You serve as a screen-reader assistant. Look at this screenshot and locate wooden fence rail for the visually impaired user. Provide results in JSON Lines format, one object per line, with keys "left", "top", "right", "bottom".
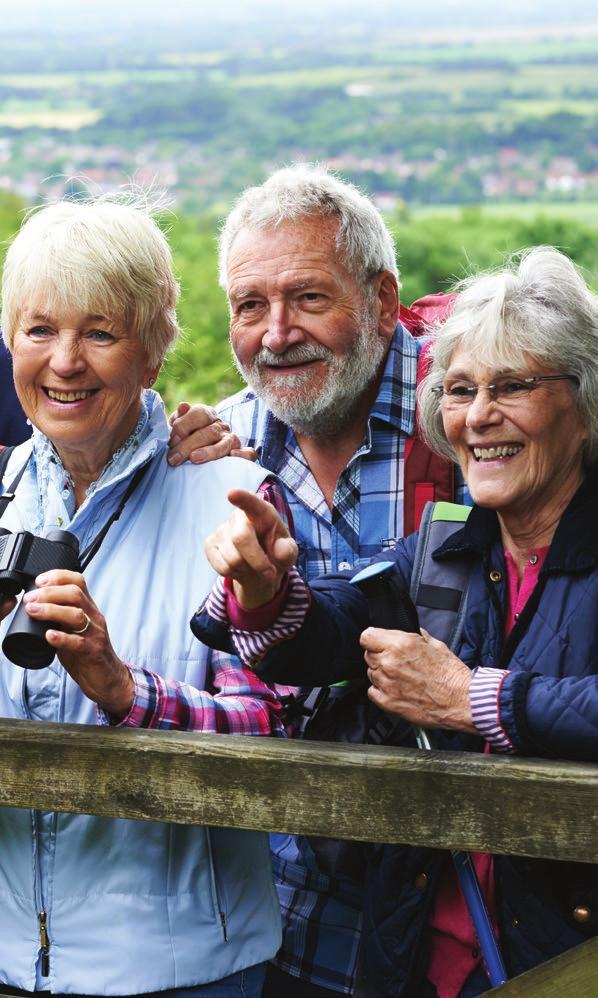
{"left": 0, "top": 717, "right": 596, "bottom": 862}
{"left": 0, "top": 717, "right": 596, "bottom": 995}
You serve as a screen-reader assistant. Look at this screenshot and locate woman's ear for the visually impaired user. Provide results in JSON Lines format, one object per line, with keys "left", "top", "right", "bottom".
{"left": 146, "top": 362, "right": 162, "bottom": 388}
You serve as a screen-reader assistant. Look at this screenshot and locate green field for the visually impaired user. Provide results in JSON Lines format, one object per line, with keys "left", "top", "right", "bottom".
{"left": 410, "top": 202, "right": 598, "bottom": 223}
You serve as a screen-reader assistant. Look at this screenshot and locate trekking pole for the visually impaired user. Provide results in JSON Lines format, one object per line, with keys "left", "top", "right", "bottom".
{"left": 351, "top": 561, "right": 508, "bottom": 988}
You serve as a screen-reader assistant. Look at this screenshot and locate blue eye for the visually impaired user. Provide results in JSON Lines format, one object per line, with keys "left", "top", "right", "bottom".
{"left": 87, "top": 329, "right": 115, "bottom": 343}
{"left": 28, "top": 326, "right": 52, "bottom": 338}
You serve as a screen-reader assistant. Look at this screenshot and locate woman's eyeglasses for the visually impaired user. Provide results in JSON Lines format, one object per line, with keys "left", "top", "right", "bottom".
{"left": 431, "top": 374, "right": 579, "bottom": 409}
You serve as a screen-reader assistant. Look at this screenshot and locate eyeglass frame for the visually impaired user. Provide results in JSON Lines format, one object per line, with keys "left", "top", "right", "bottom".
{"left": 431, "top": 373, "right": 580, "bottom": 407}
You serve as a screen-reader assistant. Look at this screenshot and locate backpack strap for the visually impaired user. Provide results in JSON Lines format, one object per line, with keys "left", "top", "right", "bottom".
{"left": 410, "top": 500, "right": 473, "bottom": 650}
{"left": 400, "top": 293, "right": 458, "bottom": 535}
{"left": 403, "top": 342, "right": 454, "bottom": 535}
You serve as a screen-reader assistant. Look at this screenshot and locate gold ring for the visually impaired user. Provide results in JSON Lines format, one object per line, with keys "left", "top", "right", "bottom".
{"left": 72, "top": 612, "right": 91, "bottom": 635}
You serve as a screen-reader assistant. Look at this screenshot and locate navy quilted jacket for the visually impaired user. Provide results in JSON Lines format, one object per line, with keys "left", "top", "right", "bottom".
{"left": 247, "top": 470, "right": 598, "bottom": 995}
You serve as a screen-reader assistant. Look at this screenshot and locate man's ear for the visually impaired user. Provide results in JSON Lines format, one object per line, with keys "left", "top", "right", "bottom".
{"left": 374, "top": 271, "right": 400, "bottom": 341}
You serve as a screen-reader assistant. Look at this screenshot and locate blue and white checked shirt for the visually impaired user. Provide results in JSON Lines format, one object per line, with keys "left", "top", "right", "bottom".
{"left": 218, "top": 324, "right": 465, "bottom": 993}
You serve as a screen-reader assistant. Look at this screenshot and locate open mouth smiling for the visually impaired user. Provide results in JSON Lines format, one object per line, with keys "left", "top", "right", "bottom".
{"left": 43, "top": 388, "right": 98, "bottom": 403}
{"left": 472, "top": 444, "right": 524, "bottom": 462}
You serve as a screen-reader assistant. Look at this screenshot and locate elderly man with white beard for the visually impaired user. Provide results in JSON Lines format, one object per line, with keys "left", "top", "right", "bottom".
{"left": 170, "top": 164, "right": 460, "bottom": 998}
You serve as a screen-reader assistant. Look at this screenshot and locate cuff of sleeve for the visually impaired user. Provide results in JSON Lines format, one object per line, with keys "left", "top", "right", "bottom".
{"left": 469, "top": 666, "right": 515, "bottom": 753}
{"left": 227, "top": 566, "right": 311, "bottom": 667}
{"left": 97, "top": 664, "right": 161, "bottom": 729}
{"left": 223, "top": 573, "right": 290, "bottom": 629}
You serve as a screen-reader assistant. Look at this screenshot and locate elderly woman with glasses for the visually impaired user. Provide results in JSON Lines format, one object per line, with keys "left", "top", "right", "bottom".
{"left": 194, "top": 245, "right": 598, "bottom": 998}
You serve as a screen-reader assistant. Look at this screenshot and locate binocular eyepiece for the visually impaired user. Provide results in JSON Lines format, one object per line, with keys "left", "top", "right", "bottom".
{"left": 0, "top": 527, "right": 81, "bottom": 669}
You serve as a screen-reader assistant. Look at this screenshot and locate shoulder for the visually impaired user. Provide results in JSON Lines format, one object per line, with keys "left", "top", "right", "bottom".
{"left": 160, "top": 453, "right": 268, "bottom": 495}
{"left": 216, "top": 389, "right": 271, "bottom": 442}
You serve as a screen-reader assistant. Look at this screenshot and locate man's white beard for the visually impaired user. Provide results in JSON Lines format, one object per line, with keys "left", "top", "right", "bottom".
{"left": 234, "top": 314, "right": 388, "bottom": 439}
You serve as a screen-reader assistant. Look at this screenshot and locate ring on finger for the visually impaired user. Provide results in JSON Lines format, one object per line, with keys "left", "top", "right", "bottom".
{"left": 71, "top": 612, "right": 91, "bottom": 635}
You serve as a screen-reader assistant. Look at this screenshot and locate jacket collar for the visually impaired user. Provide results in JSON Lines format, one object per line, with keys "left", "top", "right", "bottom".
{"left": 435, "top": 465, "right": 598, "bottom": 573}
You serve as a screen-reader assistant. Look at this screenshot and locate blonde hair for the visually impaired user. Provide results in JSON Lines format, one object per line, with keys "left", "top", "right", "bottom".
{"left": 2, "top": 195, "right": 180, "bottom": 367}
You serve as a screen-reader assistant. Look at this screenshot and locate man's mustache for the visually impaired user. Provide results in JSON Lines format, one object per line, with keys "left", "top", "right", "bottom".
{"left": 254, "top": 344, "right": 332, "bottom": 367}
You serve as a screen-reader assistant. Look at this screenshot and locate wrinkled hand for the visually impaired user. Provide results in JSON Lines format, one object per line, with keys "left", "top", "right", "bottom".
{"left": 205, "top": 489, "right": 298, "bottom": 609}
{"left": 168, "top": 401, "right": 257, "bottom": 466}
{"left": 22, "top": 570, "right": 133, "bottom": 718}
{"left": 362, "top": 627, "right": 476, "bottom": 733}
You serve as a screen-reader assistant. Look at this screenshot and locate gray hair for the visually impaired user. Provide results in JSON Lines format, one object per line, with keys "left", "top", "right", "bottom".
{"left": 2, "top": 194, "right": 180, "bottom": 367}
{"left": 218, "top": 163, "right": 399, "bottom": 290}
{"left": 418, "top": 246, "right": 598, "bottom": 465}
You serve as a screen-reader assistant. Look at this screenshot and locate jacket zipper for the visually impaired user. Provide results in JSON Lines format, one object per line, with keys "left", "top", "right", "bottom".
{"left": 38, "top": 910, "right": 50, "bottom": 977}
{"left": 21, "top": 670, "right": 54, "bottom": 981}
{"left": 205, "top": 829, "right": 228, "bottom": 942}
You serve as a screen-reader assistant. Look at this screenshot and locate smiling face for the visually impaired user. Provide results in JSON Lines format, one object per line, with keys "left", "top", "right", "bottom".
{"left": 442, "top": 344, "right": 588, "bottom": 526}
{"left": 12, "top": 303, "right": 159, "bottom": 476}
{"left": 226, "top": 216, "right": 396, "bottom": 437}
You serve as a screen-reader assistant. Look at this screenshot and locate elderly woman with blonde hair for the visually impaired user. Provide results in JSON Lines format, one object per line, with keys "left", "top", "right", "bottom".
{"left": 0, "top": 197, "right": 282, "bottom": 998}
{"left": 195, "top": 245, "right": 598, "bottom": 998}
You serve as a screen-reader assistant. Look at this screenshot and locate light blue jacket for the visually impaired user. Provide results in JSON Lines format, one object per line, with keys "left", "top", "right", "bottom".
{"left": 0, "top": 392, "right": 281, "bottom": 995}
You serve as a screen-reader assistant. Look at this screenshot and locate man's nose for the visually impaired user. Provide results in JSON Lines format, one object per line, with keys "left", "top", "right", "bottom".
{"left": 261, "top": 303, "right": 304, "bottom": 354}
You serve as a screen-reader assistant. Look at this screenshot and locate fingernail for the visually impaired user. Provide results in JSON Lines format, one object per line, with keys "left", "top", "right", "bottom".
{"left": 168, "top": 452, "right": 183, "bottom": 466}
{"left": 190, "top": 451, "right": 206, "bottom": 464}
{"left": 26, "top": 602, "right": 40, "bottom": 613}
{"left": 36, "top": 574, "right": 48, "bottom": 585}
{"left": 170, "top": 434, "right": 181, "bottom": 447}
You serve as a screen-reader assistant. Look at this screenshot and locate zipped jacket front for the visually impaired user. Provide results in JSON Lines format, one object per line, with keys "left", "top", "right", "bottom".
{"left": 0, "top": 393, "right": 281, "bottom": 995}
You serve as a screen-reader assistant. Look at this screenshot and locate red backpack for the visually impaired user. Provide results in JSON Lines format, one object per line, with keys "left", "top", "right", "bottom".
{"left": 399, "top": 293, "right": 457, "bottom": 535}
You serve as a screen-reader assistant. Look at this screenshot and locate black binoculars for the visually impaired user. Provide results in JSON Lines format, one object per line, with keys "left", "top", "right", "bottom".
{"left": 0, "top": 528, "right": 80, "bottom": 669}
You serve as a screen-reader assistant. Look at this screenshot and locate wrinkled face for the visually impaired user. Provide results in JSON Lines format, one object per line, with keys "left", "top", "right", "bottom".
{"left": 12, "top": 302, "right": 158, "bottom": 470}
{"left": 227, "top": 216, "right": 390, "bottom": 436}
{"left": 442, "top": 344, "right": 587, "bottom": 520}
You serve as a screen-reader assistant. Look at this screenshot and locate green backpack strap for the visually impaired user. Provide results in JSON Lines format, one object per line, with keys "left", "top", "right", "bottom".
{"left": 410, "top": 500, "right": 473, "bottom": 650}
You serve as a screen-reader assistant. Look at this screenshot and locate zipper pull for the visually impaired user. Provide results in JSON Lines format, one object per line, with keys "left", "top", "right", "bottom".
{"left": 219, "top": 910, "right": 228, "bottom": 943}
{"left": 38, "top": 910, "right": 50, "bottom": 977}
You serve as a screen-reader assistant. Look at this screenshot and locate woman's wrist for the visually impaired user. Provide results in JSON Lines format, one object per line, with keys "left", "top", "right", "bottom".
{"left": 232, "top": 575, "right": 284, "bottom": 610}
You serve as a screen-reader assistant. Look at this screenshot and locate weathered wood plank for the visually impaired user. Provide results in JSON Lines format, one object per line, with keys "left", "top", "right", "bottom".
{"left": 481, "top": 937, "right": 598, "bottom": 996}
{"left": 0, "top": 718, "right": 595, "bottom": 861}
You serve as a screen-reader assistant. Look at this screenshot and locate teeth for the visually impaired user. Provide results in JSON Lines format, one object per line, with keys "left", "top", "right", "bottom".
{"left": 473, "top": 445, "right": 523, "bottom": 461}
{"left": 47, "top": 389, "right": 94, "bottom": 402}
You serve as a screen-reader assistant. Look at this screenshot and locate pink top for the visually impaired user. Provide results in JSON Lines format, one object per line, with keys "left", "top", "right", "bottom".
{"left": 426, "top": 546, "right": 548, "bottom": 998}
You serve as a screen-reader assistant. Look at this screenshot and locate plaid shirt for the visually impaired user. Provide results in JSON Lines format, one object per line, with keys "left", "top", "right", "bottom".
{"left": 218, "top": 323, "right": 468, "bottom": 993}
{"left": 99, "top": 481, "right": 285, "bottom": 737}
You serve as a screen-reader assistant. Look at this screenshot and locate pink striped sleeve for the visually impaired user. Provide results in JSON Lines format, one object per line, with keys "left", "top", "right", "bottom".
{"left": 469, "top": 666, "right": 515, "bottom": 752}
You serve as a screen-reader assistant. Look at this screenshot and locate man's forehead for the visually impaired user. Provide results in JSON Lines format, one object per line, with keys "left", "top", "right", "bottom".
{"left": 226, "top": 217, "right": 352, "bottom": 292}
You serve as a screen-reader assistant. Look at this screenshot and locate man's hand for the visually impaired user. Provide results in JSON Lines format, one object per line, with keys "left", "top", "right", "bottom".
{"left": 205, "top": 489, "right": 298, "bottom": 609}
{"left": 362, "top": 627, "right": 476, "bottom": 733}
{"left": 168, "top": 401, "right": 257, "bottom": 466}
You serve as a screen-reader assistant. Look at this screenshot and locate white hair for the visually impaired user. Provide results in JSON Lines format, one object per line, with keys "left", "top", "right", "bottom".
{"left": 218, "top": 163, "right": 399, "bottom": 290}
{"left": 418, "top": 246, "right": 598, "bottom": 464}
